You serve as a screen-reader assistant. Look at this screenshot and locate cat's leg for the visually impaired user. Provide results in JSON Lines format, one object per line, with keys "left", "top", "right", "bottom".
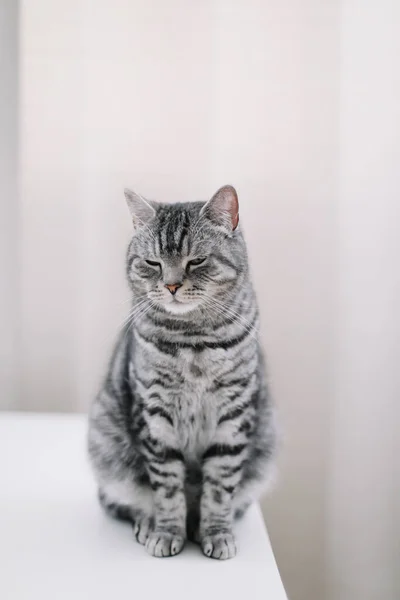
{"left": 200, "top": 443, "right": 277, "bottom": 559}
{"left": 199, "top": 442, "right": 247, "bottom": 560}
{"left": 89, "top": 391, "right": 156, "bottom": 546}
{"left": 99, "top": 478, "right": 155, "bottom": 545}
{"left": 143, "top": 438, "right": 187, "bottom": 557}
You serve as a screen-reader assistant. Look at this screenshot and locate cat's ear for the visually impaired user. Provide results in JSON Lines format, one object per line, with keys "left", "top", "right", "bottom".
{"left": 200, "top": 185, "right": 239, "bottom": 232}
{"left": 124, "top": 188, "right": 156, "bottom": 229}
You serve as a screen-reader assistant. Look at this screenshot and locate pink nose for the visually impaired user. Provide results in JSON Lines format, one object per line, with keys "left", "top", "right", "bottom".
{"left": 165, "top": 283, "right": 182, "bottom": 295}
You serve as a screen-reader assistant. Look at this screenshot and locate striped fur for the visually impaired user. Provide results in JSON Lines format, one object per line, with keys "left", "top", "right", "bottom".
{"left": 88, "top": 186, "right": 277, "bottom": 560}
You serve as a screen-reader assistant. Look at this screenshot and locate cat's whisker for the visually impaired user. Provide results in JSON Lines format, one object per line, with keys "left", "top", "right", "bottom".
{"left": 201, "top": 296, "right": 259, "bottom": 341}
{"left": 201, "top": 299, "right": 252, "bottom": 340}
{"left": 125, "top": 300, "right": 151, "bottom": 323}
{"left": 200, "top": 291, "right": 258, "bottom": 333}
{"left": 207, "top": 294, "right": 256, "bottom": 327}
{"left": 123, "top": 304, "right": 151, "bottom": 341}
{"left": 118, "top": 299, "right": 150, "bottom": 330}
{"left": 98, "top": 298, "right": 150, "bottom": 349}
{"left": 123, "top": 300, "right": 156, "bottom": 341}
{"left": 119, "top": 298, "right": 133, "bottom": 305}
{"left": 118, "top": 293, "right": 148, "bottom": 306}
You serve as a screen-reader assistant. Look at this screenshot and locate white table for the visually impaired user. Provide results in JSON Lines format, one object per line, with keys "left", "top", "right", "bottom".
{"left": 0, "top": 413, "right": 287, "bottom": 600}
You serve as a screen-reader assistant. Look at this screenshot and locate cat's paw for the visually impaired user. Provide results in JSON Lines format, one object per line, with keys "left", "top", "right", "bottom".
{"left": 201, "top": 532, "right": 237, "bottom": 560}
{"left": 145, "top": 531, "right": 185, "bottom": 558}
{"left": 133, "top": 516, "right": 153, "bottom": 545}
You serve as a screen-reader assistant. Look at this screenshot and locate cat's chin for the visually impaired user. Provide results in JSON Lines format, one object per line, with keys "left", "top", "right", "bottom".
{"left": 163, "top": 300, "right": 200, "bottom": 315}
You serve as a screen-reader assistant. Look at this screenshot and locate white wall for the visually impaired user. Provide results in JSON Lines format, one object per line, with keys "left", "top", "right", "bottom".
{"left": 328, "top": 2, "right": 400, "bottom": 599}
{"left": 0, "top": 0, "right": 19, "bottom": 409}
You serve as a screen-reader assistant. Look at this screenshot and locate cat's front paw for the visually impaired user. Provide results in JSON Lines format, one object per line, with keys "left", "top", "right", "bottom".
{"left": 133, "top": 516, "right": 153, "bottom": 545}
{"left": 201, "top": 532, "right": 237, "bottom": 560}
{"left": 145, "top": 531, "right": 185, "bottom": 558}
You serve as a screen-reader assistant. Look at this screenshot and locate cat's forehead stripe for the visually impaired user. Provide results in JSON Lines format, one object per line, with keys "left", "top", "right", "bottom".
{"left": 155, "top": 205, "right": 196, "bottom": 256}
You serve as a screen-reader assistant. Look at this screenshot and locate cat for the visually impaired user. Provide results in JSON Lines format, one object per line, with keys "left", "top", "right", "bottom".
{"left": 88, "top": 185, "right": 277, "bottom": 559}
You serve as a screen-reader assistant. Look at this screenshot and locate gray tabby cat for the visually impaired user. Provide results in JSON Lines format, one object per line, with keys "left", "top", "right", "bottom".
{"left": 88, "top": 185, "right": 276, "bottom": 560}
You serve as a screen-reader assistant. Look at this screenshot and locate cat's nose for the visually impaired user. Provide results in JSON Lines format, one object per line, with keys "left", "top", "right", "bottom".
{"left": 165, "top": 283, "right": 182, "bottom": 295}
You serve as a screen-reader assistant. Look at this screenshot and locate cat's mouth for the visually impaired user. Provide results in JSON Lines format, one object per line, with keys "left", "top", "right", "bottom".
{"left": 164, "top": 296, "right": 200, "bottom": 315}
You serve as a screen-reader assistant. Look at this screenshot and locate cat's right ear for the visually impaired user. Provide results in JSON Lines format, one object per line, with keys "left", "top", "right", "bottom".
{"left": 124, "top": 188, "right": 156, "bottom": 230}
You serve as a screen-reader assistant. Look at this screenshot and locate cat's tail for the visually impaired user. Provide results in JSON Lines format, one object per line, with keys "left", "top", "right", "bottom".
{"left": 98, "top": 489, "right": 135, "bottom": 523}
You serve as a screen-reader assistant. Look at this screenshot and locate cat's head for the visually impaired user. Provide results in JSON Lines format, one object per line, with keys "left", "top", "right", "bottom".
{"left": 125, "top": 185, "right": 247, "bottom": 315}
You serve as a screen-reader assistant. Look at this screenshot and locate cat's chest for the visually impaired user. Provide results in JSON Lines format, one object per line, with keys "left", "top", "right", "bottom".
{"left": 174, "top": 391, "right": 215, "bottom": 460}
{"left": 140, "top": 344, "right": 231, "bottom": 459}
{"left": 172, "top": 350, "right": 221, "bottom": 459}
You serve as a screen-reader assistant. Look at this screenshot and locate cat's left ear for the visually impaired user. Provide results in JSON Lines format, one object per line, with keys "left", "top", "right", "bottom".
{"left": 124, "top": 188, "right": 156, "bottom": 230}
{"left": 200, "top": 185, "right": 239, "bottom": 232}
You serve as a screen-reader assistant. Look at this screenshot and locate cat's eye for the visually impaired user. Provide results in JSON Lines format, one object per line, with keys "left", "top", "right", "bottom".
{"left": 187, "top": 257, "right": 207, "bottom": 268}
{"left": 145, "top": 259, "right": 161, "bottom": 268}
